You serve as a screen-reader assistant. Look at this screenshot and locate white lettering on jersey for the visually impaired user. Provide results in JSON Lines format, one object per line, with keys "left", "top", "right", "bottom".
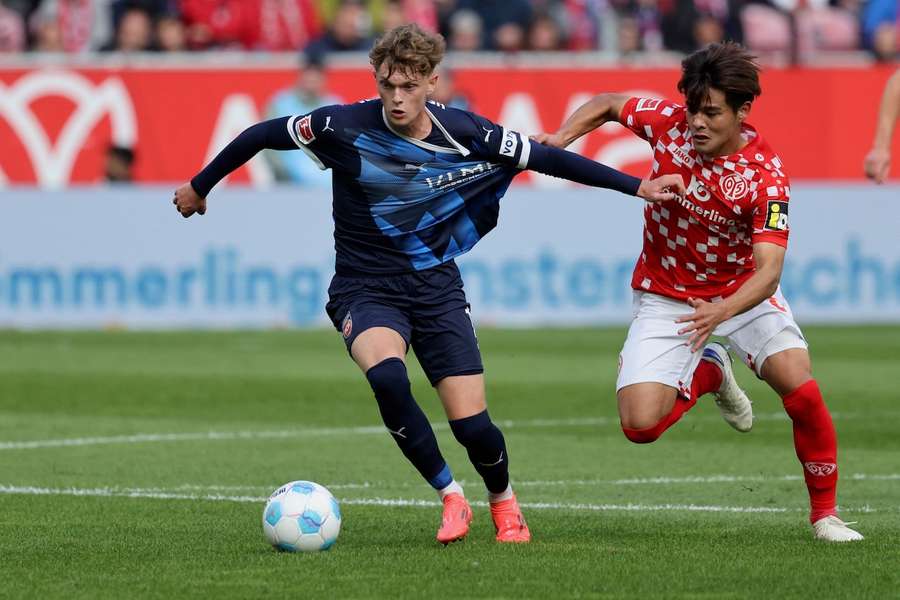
{"left": 499, "top": 128, "right": 519, "bottom": 159}
{"left": 686, "top": 173, "right": 711, "bottom": 202}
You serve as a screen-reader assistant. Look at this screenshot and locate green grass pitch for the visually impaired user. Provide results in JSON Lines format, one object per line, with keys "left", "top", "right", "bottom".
{"left": 0, "top": 327, "right": 897, "bottom": 598}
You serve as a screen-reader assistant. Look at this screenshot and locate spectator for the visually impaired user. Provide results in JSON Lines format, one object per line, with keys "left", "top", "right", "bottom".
{"left": 456, "top": 0, "right": 533, "bottom": 50}
{"left": 101, "top": 6, "right": 152, "bottom": 51}
{"left": 154, "top": 12, "right": 186, "bottom": 51}
{"left": 863, "top": 0, "right": 897, "bottom": 60}
{"left": 447, "top": 8, "right": 482, "bottom": 51}
{"left": 660, "top": 0, "right": 738, "bottom": 53}
{"left": 304, "top": 0, "right": 370, "bottom": 62}
{"left": 0, "top": 4, "right": 25, "bottom": 52}
{"left": 379, "top": 0, "right": 438, "bottom": 34}
{"left": 528, "top": 12, "right": 563, "bottom": 50}
{"left": 181, "top": 0, "right": 321, "bottom": 51}
{"left": 430, "top": 67, "right": 471, "bottom": 110}
{"left": 28, "top": 0, "right": 113, "bottom": 52}
{"left": 263, "top": 61, "right": 342, "bottom": 185}
{"left": 104, "top": 145, "right": 136, "bottom": 182}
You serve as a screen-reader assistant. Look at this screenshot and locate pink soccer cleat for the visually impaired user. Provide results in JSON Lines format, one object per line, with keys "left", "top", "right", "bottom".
{"left": 490, "top": 495, "right": 531, "bottom": 543}
{"left": 436, "top": 493, "right": 473, "bottom": 544}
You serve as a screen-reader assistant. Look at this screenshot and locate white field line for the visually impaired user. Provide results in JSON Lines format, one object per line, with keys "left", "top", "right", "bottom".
{"left": 0, "top": 412, "right": 859, "bottom": 452}
{"left": 0, "top": 484, "right": 824, "bottom": 514}
{"left": 160, "top": 473, "right": 900, "bottom": 493}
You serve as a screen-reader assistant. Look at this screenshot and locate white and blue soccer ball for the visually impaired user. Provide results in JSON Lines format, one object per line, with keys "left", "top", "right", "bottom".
{"left": 262, "top": 481, "right": 342, "bottom": 552}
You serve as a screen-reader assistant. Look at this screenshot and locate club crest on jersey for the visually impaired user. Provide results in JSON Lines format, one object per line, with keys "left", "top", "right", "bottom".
{"left": 341, "top": 312, "right": 353, "bottom": 339}
{"left": 295, "top": 115, "right": 315, "bottom": 145}
{"left": 765, "top": 200, "right": 789, "bottom": 231}
{"left": 804, "top": 462, "right": 836, "bottom": 477}
{"left": 720, "top": 173, "right": 749, "bottom": 202}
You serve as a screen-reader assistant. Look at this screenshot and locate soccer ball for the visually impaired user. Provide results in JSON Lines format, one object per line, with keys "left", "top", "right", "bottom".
{"left": 262, "top": 481, "right": 342, "bottom": 552}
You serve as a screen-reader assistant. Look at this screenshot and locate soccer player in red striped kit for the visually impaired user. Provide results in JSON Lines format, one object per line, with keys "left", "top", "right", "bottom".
{"left": 535, "top": 42, "right": 863, "bottom": 542}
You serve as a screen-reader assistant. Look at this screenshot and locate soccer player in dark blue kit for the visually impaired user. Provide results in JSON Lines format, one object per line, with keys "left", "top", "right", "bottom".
{"left": 173, "top": 24, "right": 683, "bottom": 544}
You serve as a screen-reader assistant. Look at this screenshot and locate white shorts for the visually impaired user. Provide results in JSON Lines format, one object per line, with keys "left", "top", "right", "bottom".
{"left": 616, "top": 287, "right": 807, "bottom": 399}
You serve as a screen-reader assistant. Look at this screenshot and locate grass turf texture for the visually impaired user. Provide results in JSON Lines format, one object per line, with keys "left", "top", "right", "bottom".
{"left": 0, "top": 327, "right": 897, "bottom": 599}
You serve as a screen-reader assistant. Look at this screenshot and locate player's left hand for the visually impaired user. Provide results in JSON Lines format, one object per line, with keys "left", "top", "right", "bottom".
{"left": 864, "top": 147, "right": 890, "bottom": 184}
{"left": 675, "top": 297, "right": 729, "bottom": 352}
{"left": 637, "top": 174, "right": 685, "bottom": 203}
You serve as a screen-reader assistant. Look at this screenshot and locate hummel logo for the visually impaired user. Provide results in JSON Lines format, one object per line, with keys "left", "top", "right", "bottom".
{"left": 478, "top": 451, "right": 504, "bottom": 467}
{"left": 322, "top": 116, "right": 334, "bottom": 132}
{"left": 403, "top": 163, "right": 427, "bottom": 172}
{"left": 387, "top": 427, "right": 407, "bottom": 439}
{"left": 483, "top": 126, "right": 493, "bottom": 143}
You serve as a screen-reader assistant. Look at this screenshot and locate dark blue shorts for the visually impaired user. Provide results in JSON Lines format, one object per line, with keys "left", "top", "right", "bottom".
{"left": 325, "top": 261, "right": 483, "bottom": 386}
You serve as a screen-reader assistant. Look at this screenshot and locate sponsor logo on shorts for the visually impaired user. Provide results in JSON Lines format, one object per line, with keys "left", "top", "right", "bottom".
{"left": 765, "top": 200, "right": 789, "bottom": 231}
{"left": 341, "top": 312, "right": 353, "bottom": 339}
{"left": 804, "top": 462, "right": 836, "bottom": 477}
{"left": 295, "top": 115, "right": 315, "bottom": 145}
{"left": 720, "top": 173, "right": 749, "bottom": 202}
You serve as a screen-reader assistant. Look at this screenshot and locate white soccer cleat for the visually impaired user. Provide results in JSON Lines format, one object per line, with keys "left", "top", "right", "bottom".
{"left": 812, "top": 516, "right": 864, "bottom": 542}
{"left": 701, "top": 342, "right": 753, "bottom": 432}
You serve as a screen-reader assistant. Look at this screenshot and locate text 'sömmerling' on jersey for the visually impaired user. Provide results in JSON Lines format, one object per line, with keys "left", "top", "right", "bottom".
{"left": 619, "top": 97, "right": 791, "bottom": 302}
{"left": 285, "top": 99, "right": 530, "bottom": 275}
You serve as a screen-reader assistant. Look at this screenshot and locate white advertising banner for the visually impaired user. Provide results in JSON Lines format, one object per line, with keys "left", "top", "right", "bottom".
{"left": 0, "top": 185, "right": 897, "bottom": 328}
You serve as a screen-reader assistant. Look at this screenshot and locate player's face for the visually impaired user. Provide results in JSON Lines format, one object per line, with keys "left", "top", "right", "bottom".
{"left": 686, "top": 88, "right": 750, "bottom": 158}
{"left": 375, "top": 62, "right": 438, "bottom": 132}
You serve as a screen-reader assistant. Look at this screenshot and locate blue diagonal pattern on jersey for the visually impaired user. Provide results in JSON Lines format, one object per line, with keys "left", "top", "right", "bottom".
{"left": 353, "top": 131, "right": 497, "bottom": 270}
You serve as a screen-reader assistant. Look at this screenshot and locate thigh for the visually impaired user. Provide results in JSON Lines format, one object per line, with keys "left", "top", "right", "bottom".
{"left": 436, "top": 374, "right": 487, "bottom": 420}
{"left": 350, "top": 326, "right": 408, "bottom": 372}
{"left": 725, "top": 287, "right": 807, "bottom": 376}
{"left": 617, "top": 382, "right": 679, "bottom": 430}
{"left": 617, "top": 293, "right": 700, "bottom": 400}
{"left": 760, "top": 347, "right": 812, "bottom": 397}
{"left": 411, "top": 303, "right": 484, "bottom": 386}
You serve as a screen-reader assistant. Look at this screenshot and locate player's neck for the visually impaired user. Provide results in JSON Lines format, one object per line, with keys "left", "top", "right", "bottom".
{"left": 394, "top": 110, "right": 433, "bottom": 140}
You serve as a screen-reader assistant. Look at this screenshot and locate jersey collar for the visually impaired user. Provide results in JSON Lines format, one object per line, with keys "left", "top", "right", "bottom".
{"left": 381, "top": 105, "right": 472, "bottom": 157}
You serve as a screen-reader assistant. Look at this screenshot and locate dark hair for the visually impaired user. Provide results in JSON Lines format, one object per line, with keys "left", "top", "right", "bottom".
{"left": 678, "top": 42, "right": 761, "bottom": 113}
{"left": 369, "top": 24, "right": 446, "bottom": 79}
{"left": 107, "top": 145, "right": 135, "bottom": 164}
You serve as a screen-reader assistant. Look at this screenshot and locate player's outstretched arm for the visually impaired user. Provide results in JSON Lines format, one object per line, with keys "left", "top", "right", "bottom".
{"left": 526, "top": 141, "right": 685, "bottom": 202}
{"left": 865, "top": 69, "right": 900, "bottom": 184}
{"left": 172, "top": 117, "right": 296, "bottom": 218}
{"left": 531, "top": 93, "right": 630, "bottom": 149}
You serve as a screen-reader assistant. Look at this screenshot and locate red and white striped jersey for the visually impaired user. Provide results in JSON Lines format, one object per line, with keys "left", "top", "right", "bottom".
{"left": 619, "top": 96, "right": 790, "bottom": 302}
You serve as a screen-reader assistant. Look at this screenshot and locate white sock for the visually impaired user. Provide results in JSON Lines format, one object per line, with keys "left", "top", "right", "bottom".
{"left": 488, "top": 484, "right": 514, "bottom": 504}
{"left": 438, "top": 480, "right": 464, "bottom": 499}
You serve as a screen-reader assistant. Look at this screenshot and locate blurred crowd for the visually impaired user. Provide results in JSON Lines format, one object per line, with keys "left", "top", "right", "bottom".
{"left": 0, "top": 0, "right": 896, "bottom": 62}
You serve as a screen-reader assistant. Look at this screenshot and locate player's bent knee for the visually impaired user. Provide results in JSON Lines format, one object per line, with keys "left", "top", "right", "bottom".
{"left": 621, "top": 422, "right": 664, "bottom": 444}
{"left": 365, "top": 357, "right": 410, "bottom": 400}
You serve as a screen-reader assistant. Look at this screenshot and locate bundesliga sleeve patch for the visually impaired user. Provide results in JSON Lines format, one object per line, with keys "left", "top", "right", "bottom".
{"left": 765, "top": 200, "right": 789, "bottom": 231}
{"left": 294, "top": 115, "right": 316, "bottom": 145}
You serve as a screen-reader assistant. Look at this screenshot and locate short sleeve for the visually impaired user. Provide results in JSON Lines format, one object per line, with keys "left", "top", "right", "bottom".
{"left": 618, "top": 97, "right": 682, "bottom": 147}
{"left": 286, "top": 104, "right": 348, "bottom": 171}
{"left": 751, "top": 180, "right": 790, "bottom": 247}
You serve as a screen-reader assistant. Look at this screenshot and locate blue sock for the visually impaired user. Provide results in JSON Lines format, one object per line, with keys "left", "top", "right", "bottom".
{"left": 449, "top": 410, "right": 509, "bottom": 494}
{"left": 366, "top": 358, "right": 452, "bottom": 490}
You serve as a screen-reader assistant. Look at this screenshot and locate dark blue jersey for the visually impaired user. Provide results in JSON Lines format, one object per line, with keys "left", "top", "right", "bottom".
{"left": 286, "top": 99, "right": 531, "bottom": 275}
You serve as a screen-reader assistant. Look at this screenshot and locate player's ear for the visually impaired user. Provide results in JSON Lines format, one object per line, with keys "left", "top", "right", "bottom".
{"left": 427, "top": 71, "right": 438, "bottom": 95}
{"left": 737, "top": 101, "right": 751, "bottom": 122}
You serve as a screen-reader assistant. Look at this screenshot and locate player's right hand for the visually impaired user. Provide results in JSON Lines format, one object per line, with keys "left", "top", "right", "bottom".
{"left": 173, "top": 182, "right": 206, "bottom": 218}
{"left": 530, "top": 132, "right": 568, "bottom": 149}
{"left": 864, "top": 147, "right": 890, "bottom": 184}
{"left": 637, "top": 174, "right": 685, "bottom": 203}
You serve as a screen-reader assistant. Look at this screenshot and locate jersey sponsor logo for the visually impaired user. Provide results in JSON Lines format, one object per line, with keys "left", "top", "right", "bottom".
{"left": 341, "top": 311, "right": 352, "bottom": 339}
{"left": 671, "top": 146, "right": 695, "bottom": 168}
{"left": 295, "top": 114, "right": 316, "bottom": 145}
{"left": 499, "top": 128, "right": 519, "bottom": 158}
{"left": 804, "top": 462, "right": 836, "bottom": 477}
{"left": 425, "top": 161, "right": 496, "bottom": 190}
{"left": 322, "top": 116, "right": 334, "bottom": 133}
{"left": 765, "top": 200, "right": 789, "bottom": 231}
{"left": 720, "top": 173, "right": 749, "bottom": 202}
{"left": 686, "top": 173, "right": 711, "bottom": 203}
{"left": 635, "top": 98, "right": 663, "bottom": 112}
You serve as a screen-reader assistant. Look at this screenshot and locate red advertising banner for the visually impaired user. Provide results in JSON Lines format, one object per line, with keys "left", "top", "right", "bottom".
{"left": 0, "top": 64, "right": 896, "bottom": 186}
